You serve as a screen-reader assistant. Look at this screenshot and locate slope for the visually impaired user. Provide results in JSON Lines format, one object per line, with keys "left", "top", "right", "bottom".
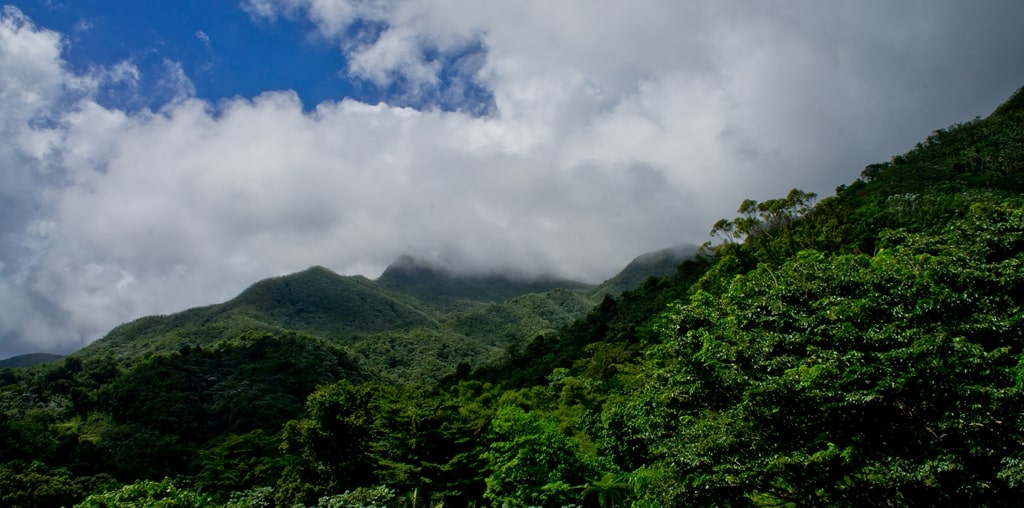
{"left": 352, "top": 287, "right": 597, "bottom": 385}
{"left": 77, "top": 265, "right": 437, "bottom": 361}
{"left": 593, "top": 244, "right": 698, "bottom": 296}
{"left": 224, "top": 265, "right": 436, "bottom": 339}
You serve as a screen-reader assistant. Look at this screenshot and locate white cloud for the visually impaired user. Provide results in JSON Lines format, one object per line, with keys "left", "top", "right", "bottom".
{"left": 195, "top": 29, "right": 210, "bottom": 46}
{"left": 1, "top": 2, "right": 1024, "bottom": 357}
{"left": 156, "top": 59, "right": 197, "bottom": 105}
{"left": 0, "top": 5, "right": 66, "bottom": 164}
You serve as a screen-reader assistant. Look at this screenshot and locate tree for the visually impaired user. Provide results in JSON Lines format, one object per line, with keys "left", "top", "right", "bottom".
{"left": 74, "top": 478, "right": 215, "bottom": 508}
{"left": 0, "top": 460, "right": 81, "bottom": 508}
{"left": 710, "top": 189, "right": 817, "bottom": 244}
{"left": 634, "top": 204, "right": 1024, "bottom": 506}
{"left": 483, "top": 405, "right": 602, "bottom": 507}
{"left": 279, "top": 380, "right": 380, "bottom": 504}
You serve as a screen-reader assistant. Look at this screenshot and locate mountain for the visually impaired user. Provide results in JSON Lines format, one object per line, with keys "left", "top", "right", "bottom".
{"left": 0, "top": 352, "right": 64, "bottom": 368}
{"left": 135, "top": 253, "right": 678, "bottom": 384}
{"left": 77, "top": 265, "right": 437, "bottom": 361}
{"left": 594, "top": 244, "right": 698, "bottom": 296}
{"left": 46, "top": 252, "right": 683, "bottom": 364}
{"left": 225, "top": 265, "right": 435, "bottom": 338}
{"left": 75, "top": 258, "right": 602, "bottom": 366}
{"left": 6, "top": 86, "right": 1022, "bottom": 507}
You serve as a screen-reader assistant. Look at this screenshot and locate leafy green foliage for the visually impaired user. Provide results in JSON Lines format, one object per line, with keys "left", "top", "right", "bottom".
{"left": 74, "top": 478, "right": 216, "bottom": 508}
{"left": 100, "top": 332, "right": 363, "bottom": 439}
{"left": 280, "top": 380, "right": 380, "bottom": 501}
{"left": 633, "top": 205, "right": 1024, "bottom": 505}
{"left": 475, "top": 256, "right": 713, "bottom": 389}
{"left": 0, "top": 460, "right": 81, "bottom": 508}
{"left": 353, "top": 287, "right": 596, "bottom": 386}
{"left": 0, "top": 330, "right": 370, "bottom": 506}
{"left": 314, "top": 485, "right": 399, "bottom": 508}
{"left": 483, "top": 405, "right": 602, "bottom": 507}
{"left": 277, "top": 379, "right": 494, "bottom": 506}
{"left": 193, "top": 430, "right": 286, "bottom": 497}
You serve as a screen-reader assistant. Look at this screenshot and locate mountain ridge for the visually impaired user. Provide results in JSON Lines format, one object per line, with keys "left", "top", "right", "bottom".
{"left": 70, "top": 248, "right": 681, "bottom": 363}
{"left": 0, "top": 352, "right": 64, "bottom": 368}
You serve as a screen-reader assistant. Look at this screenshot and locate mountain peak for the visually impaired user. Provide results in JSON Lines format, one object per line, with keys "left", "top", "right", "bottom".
{"left": 595, "top": 244, "right": 697, "bottom": 295}
{"left": 377, "top": 255, "right": 452, "bottom": 288}
{"left": 377, "top": 254, "right": 592, "bottom": 308}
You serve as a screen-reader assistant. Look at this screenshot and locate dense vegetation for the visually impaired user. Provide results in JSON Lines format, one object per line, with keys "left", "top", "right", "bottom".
{"left": 1, "top": 86, "right": 1022, "bottom": 507}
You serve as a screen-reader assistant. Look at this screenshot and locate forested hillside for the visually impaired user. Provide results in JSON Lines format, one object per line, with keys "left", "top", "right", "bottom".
{"left": 1, "top": 86, "right": 1023, "bottom": 507}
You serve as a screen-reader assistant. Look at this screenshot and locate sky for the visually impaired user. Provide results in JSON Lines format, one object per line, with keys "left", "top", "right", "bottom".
{"left": 1, "top": 1, "right": 1023, "bottom": 358}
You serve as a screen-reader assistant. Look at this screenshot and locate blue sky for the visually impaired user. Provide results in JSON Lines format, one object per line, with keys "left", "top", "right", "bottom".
{"left": 18, "top": 0, "right": 362, "bottom": 109}
{"left": 17, "top": 0, "right": 493, "bottom": 112}
{"left": 2, "top": 1, "right": 1023, "bottom": 358}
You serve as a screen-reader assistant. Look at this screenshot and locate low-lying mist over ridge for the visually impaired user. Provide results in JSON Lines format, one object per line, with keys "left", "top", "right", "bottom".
{"left": 2, "top": 2, "right": 1023, "bottom": 359}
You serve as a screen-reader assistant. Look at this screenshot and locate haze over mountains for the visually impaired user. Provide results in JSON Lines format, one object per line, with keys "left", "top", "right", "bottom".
{"left": 3, "top": 3, "right": 1022, "bottom": 363}
{"left": 1, "top": 84, "right": 1022, "bottom": 508}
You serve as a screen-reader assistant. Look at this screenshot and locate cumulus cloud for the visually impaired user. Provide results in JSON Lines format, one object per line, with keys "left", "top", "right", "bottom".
{"left": 1, "top": 2, "right": 1024, "bottom": 357}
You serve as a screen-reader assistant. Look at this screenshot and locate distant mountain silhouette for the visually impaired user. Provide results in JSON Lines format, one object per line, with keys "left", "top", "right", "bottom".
{"left": 0, "top": 352, "right": 64, "bottom": 368}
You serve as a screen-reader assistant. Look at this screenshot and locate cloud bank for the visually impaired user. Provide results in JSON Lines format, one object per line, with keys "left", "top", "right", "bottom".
{"left": 1, "top": 1, "right": 1023, "bottom": 357}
